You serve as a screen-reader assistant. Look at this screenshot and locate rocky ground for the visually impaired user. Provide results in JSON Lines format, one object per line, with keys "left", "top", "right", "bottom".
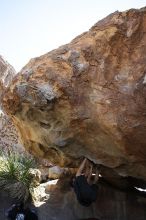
{"left": 1, "top": 176, "right": 146, "bottom": 220}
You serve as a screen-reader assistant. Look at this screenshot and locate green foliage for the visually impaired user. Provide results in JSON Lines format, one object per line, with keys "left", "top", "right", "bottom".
{"left": 0, "top": 150, "right": 37, "bottom": 202}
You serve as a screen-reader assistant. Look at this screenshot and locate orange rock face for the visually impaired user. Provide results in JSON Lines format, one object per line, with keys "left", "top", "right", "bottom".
{"left": 2, "top": 8, "right": 146, "bottom": 181}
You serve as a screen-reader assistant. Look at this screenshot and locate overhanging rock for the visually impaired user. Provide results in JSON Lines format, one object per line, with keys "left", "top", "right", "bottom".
{"left": 2, "top": 8, "right": 146, "bottom": 182}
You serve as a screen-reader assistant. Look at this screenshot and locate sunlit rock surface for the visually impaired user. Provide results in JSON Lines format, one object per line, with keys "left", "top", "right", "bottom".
{"left": 2, "top": 8, "right": 146, "bottom": 182}
{"left": 0, "top": 55, "right": 16, "bottom": 95}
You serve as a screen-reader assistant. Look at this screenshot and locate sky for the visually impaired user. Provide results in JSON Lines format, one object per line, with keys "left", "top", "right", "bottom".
{"left": 0, "top": 0, "right": 146, "bottom": 72}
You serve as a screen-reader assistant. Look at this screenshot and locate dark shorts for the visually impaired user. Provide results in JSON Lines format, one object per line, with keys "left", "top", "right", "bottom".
{"left": 73, "top": 175, "right": 98, "bottom": 206}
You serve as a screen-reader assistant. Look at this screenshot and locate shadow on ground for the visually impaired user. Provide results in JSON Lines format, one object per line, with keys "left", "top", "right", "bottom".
{"left": 35, "top": 178, "right": 146, "bottom": 220}
{"left": 1, "top": 178, "right": 146, "bottom": 220}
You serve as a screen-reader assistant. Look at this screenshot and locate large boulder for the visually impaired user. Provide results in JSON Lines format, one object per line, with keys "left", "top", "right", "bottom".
{"left": 2, "top": 8, "right": 146, "bottom": 181}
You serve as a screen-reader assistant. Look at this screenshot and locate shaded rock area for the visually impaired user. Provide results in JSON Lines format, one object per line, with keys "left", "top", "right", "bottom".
{"left": 0, "top": 191, "right": 14, "bottom": 220}
{"left": 0, "top": 56, "right": 24, "bottom": 152}
{"left": 34, "top": 177, "right": 146, "bottom": 220}
{"left": 0, "top": 113, "right": 24, "bottom": 152}
{"left": 2, "top": 7, "right": 146, "bottom": 184}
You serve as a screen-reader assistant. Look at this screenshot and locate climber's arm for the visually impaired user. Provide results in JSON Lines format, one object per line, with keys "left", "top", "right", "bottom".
{"left": 87, "top": 163, "right": 93, "bottom": 184}
{"left": 76, "top": 158, "right": 87, "bottom": 177}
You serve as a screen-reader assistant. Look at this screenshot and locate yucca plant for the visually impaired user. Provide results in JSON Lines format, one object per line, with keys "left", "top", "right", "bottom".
{"left": 0, "top": 150, "right": 37, "bottom": 203}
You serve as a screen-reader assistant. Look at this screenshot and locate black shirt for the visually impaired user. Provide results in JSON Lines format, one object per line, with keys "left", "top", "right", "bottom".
{"left": 73, "top": 175, "right": 98, "bottom": 206}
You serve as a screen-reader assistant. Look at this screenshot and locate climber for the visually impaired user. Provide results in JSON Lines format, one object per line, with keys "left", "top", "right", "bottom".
{"left": 72, "top": 158, "right": 100, "bottom": 207}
